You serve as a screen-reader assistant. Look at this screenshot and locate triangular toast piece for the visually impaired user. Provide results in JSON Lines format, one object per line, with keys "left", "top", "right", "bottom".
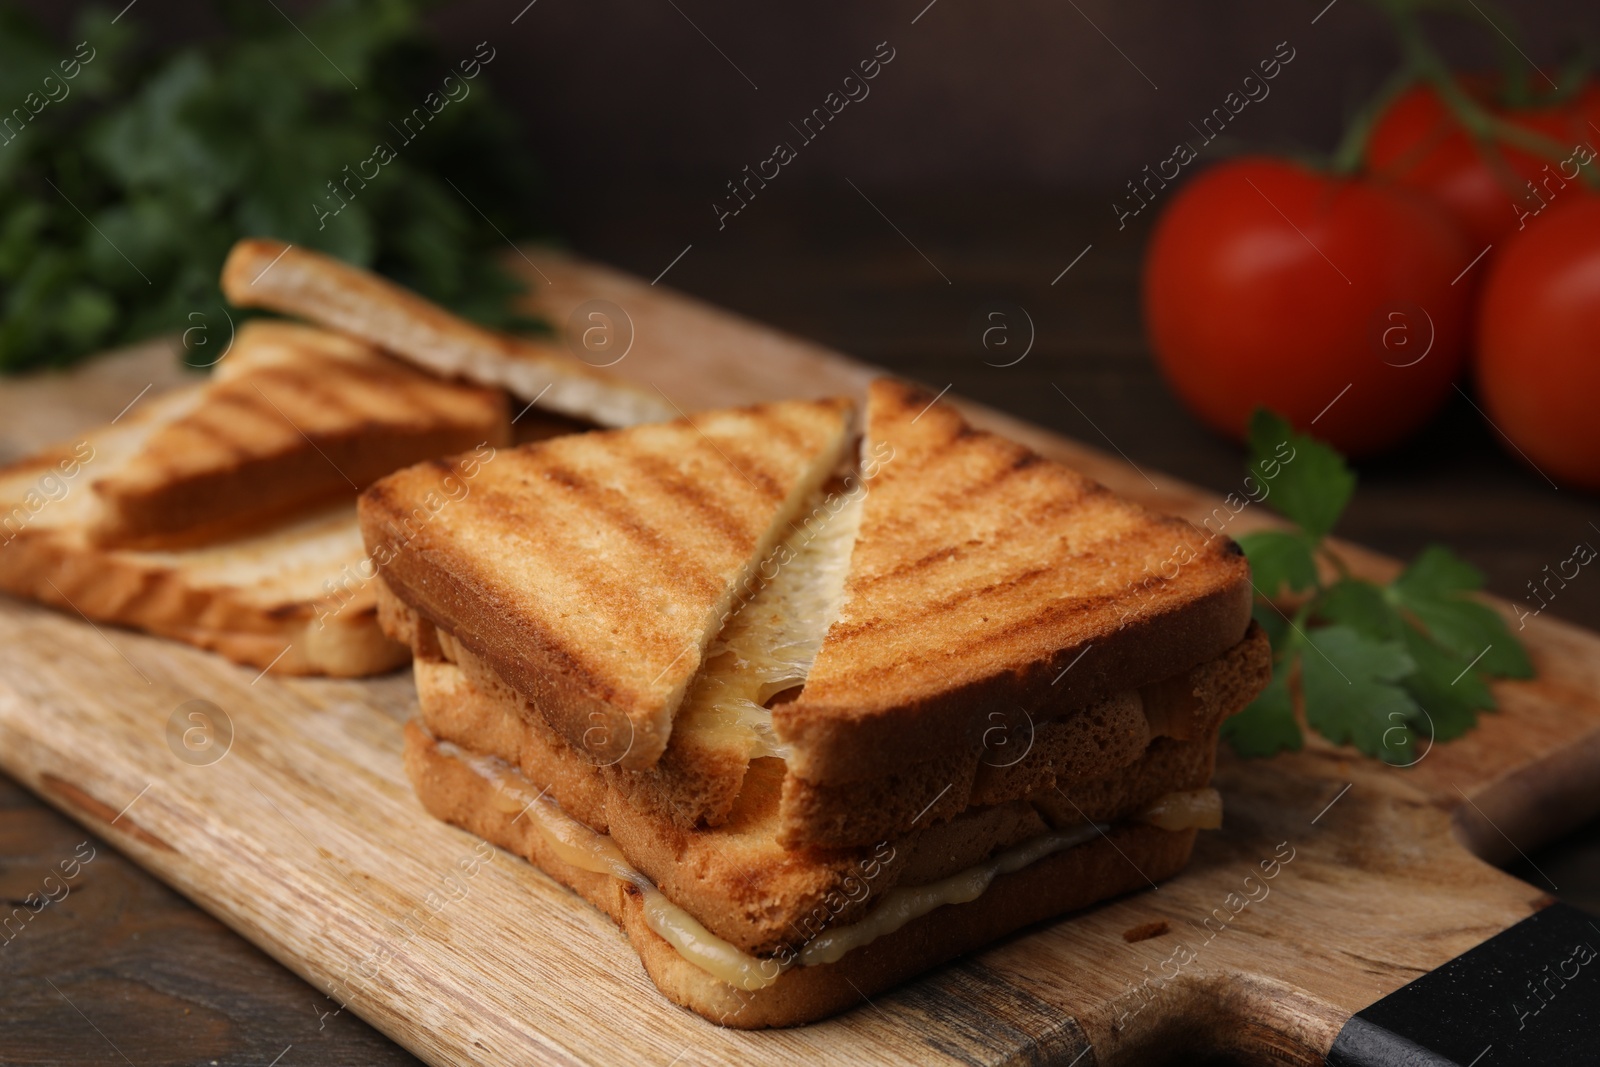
{"left": 87, "top": 321, "right": 508, "bottom": 548}
{"left": 221, "top": 239, "right": 675, "bottom": 427}
{"left": 0, "top": 387, "right": 407, "bottom": 676}
{"left": 773, "top": 379, "right": 1252, "bottom": 785}
{"left": 359, "top": 397, "right": 855, "bottom": 770}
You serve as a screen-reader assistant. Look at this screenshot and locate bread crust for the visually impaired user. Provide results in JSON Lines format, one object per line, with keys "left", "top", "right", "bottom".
{"left": 0, "top": 382, "right": 406, "bottom": 677}
{"left": 405, "top": 719, "right": 1198, "bottom": 1029}
{"left": 378, "top": 581, "right": 753, "bottom": 827}
{"left": 359, "top": 398, "right": 856, "bottom": 771}
{"left": 777, "top": 623, "right": 1271, "bottom": 848}
{"left": 221, "top": 238, "right": 675, "bottom": 427}
{"left": 0, "top": 506, "right": 405, "bottom": 676}
{"left": 382, "top": 583, "right": 1268, "bottom": 848}
{"left": 774, "top": 379, "right": 1255, "bottom": 787}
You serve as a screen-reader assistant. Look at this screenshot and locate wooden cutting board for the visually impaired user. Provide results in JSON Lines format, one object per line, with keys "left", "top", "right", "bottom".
{"left": 1, "top": 250, "right": 1597, "bottom": 1066}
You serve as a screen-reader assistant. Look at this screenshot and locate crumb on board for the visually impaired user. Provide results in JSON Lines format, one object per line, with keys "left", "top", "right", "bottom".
{"left": 1122, "top": 920, "right": 1170, "bottom": 943}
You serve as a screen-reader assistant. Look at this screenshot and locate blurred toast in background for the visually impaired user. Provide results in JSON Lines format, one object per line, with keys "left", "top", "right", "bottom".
{"left": 88, "top": 321, "right": 508, "bottom": 550}
{"left": 0, "top": 240, "right": 677, "bottom": 676}
{"left": 222, "top": 239, "right": 676, "bottom": 428}
{"left": 0, "top": 318, "right": 513, "bottom": 674}
{"left": 0, "top": 380, "right": 408, "bottom": 676}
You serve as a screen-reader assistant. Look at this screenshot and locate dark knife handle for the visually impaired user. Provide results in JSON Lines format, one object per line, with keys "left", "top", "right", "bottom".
{"left": 1325, "top": 902, "right": 1600, "bottom": 1067}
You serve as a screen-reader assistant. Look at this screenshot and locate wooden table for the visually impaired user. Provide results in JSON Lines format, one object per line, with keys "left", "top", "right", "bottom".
{"left": 2, "top": 189, "right": 1597, "bottom": 1066}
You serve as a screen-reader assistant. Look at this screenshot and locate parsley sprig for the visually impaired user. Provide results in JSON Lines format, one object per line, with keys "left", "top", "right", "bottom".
{"left": 0, "top": 1, "right": 544, "bottom": 373}
{"left": 1223, "top": 410, "right": 1534, "bottom": 764}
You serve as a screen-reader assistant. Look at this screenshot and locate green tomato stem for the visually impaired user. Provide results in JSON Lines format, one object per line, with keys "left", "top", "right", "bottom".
{"left": 1331, "top": 63, "right": 1421, "bottom": 175}
{"left": 1289, "top": 600, "right": 1316, "bottom": 648}
{"left": 1363, "top": 0, "right": 1587, "bottom": 190}
{"left": 1320, "top": 542, "right": 1353, "bottom": 581}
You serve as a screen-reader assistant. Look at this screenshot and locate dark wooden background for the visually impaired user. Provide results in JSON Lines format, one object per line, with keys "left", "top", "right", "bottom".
{"left": 6, "top": 0, "right": 1600, "bottom": 1063}
{"left": 21, "top": 0, "right": 1600, "bottom": 191}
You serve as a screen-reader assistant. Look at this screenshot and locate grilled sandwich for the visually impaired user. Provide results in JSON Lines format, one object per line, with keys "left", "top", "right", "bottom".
{"left": 0, "top": 231, "right": 684, "bottom": 675}
{"left": 365, "top": 379, "right": 1270, "bottom": 1024}
{"left": 0, "top": 321, "right": 505, "bottom": 674}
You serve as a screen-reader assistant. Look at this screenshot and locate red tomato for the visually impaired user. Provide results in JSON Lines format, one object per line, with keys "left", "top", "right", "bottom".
{"left": 1365, "top": 79, "right": 1600, "bottom": 247}
{"left": 1475, "top": 194, "right": 1600, "bottom": 489}
{"left": 1143, "top": 157, "right": 1472, "bottom": 458}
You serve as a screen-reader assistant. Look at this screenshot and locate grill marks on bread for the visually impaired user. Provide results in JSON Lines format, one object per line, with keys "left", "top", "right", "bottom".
{"left": 359, "top": 397, "right": 855, "bottom": 771}
{"left": 88, "top": 322, "right": 509, "bottom": 549}
{"left": 221, "top": 238, "right": 675, "bottom": 427}
{"left": 773, "top": 380, "right": 1253, "bottom": 787}
{"left": 0, "top": 384, "right": 405, "bottom": 675}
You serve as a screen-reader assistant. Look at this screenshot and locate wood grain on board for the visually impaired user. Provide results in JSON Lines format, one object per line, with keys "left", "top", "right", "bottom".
{"left": 0, "top": 249, "right": 1596, "bottom": 1066}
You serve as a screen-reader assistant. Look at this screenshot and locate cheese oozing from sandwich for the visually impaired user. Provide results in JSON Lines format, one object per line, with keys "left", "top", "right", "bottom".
{"left": 442, "top": 740, "right": 1220, "bottom": 990}
{"left": 672, "top": 485, "right": 865, "bottom": 761}
{"left": 1140, "top": 787, "right": 1222, "bottom": 832}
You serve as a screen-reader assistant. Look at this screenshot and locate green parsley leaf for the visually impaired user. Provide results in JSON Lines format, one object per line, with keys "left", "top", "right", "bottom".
{"left": 1308, "top": 570, "right": 1514, "bottom": 750}
{"left": 1398, "top": 625, "right": 1494, "bottom": 743}
{"left": 1393, "top": 546, "right": 1534, "bottom": 679}
{"left": 1246, "top": 408, "right": 1356, "bottom": 540}
{"left": 1298, "top": 625, "right": 1420, "bottom": 764}
{"left": 1227, "top": 415, "right": 1536, "bottom": 763}
{"left": 1393, "top": 543, "right": 1484, "bottom": 599}
{"left": 1222, "top": 657, "right": 1302, "bottom": 758}
{"left": 1238, "top": 530, "right": 1320, "bottom": 599}
{"left": 1316, "top": 577, "right": 1401, "bottom": 641}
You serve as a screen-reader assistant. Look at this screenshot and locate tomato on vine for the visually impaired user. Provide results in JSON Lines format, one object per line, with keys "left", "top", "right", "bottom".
{"left": 1365, "top": 77, "right": 1600, "bottom": 246}
{"left": 1142, "top": 157, "right": 1472, "bottom": 458}
{"left": 1474, "top": 194, "right": 1600, "bottom": 489}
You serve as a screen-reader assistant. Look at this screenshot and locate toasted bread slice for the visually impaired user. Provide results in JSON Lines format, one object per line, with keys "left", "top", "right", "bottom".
{"left": 1, "top": 505, "right": 404, "bottom": 675}
{"left": 221, "top": 239, "right": 675, "bottom": 427}
{"left": 772, "top": 380, "right": 1254, "bottom": 798}
{"left": 0, "top": 390, "right": 406, "bottom": 675}
{"left": 86, "top": 321, "right": 508, "bottom": 549}
{"left": 776, "top": 623, "right": 1269, "bottom": 848}
{"left": 372, "top": 377, "right": 1262, "bottom": 839}
{"left": 360, "top": 398, "right": 856, "bottom": 770}
{"left": 0, "top": 320, "right": 515, "bottom": 673}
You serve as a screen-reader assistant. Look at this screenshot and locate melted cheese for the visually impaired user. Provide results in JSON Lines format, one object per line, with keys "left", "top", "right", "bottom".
{"left": 798, "top": 820, "right": 1103, "bottom": 966}
{"left": 1139, "top": 787, "right": 1222, "bottom": 832}
{"left": 442, "top": 740, "right": 1221, "bottom": 989}
{"left": 636, "top": 888, "right": 789, "bottom": 991}
{"left": 443, "top": 742, "right": 787, "bottom": 990}
{"left": 672, "top": 486, "right": 865, "bottom": 760}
